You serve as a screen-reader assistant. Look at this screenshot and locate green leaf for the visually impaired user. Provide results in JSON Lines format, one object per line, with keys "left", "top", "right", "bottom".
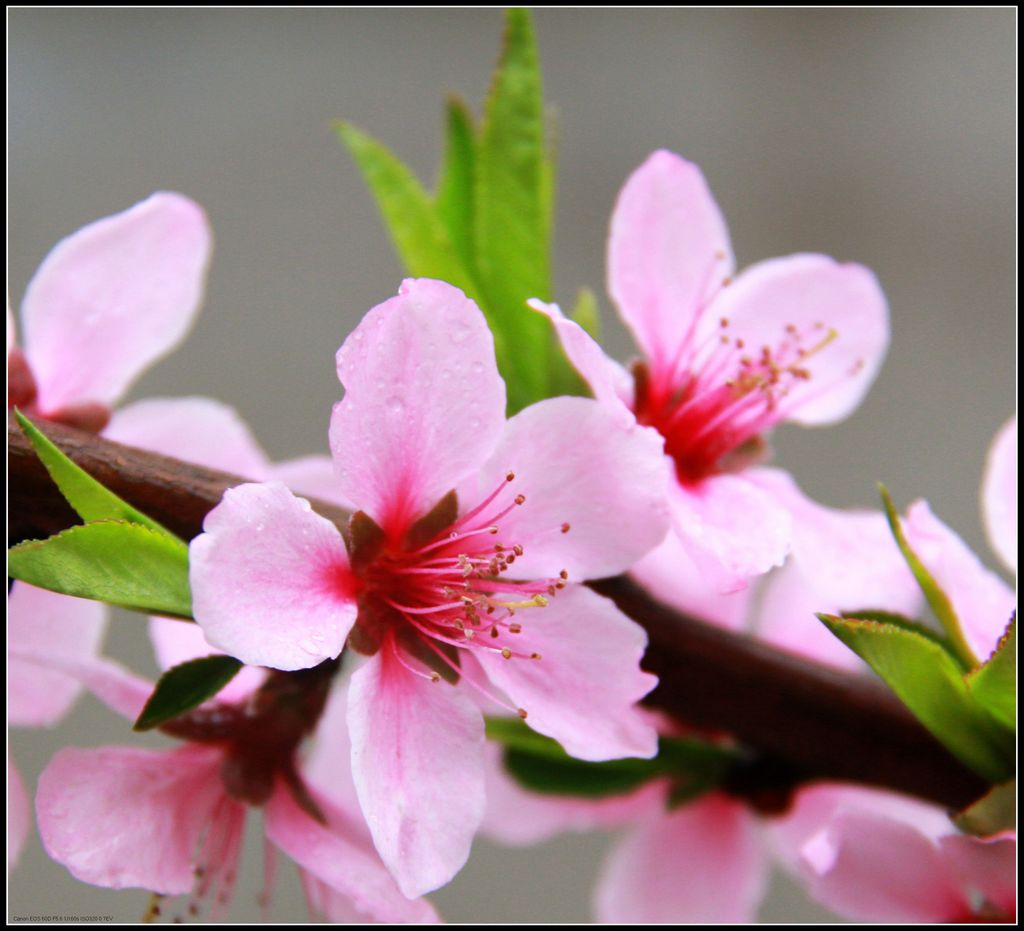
{"left": 570, "top": 286, "right": 601, "bottom": 340}
{"left": 434, "top": 94, "right": 478, "bottom": 274}
{"left": 879, "top": 485, "right": 977, "bottom": 668}
{"left": 966, "top": 613, "right": 1016, "bottom": 730}
{"left": 485, "top": 717, "right": 735, "bottom": 801}
{"left": 336, "top": 121, "right": 481, "bottom": 300}
{"left": 475, "top": 8, "right": 557, "bottom": 412}
{"left": 9, "top": 521, "right": 192, "bottom": 619}
{"left": 953, "top": 780, "right": 1016, "bottom": 837}
{"left": 14, "top": 409, "right": 180, "bottom": 540}
{"left": 840, "top": 609, "right": 948, "bottom": 649}
{"left": 133, "top": 655, "right": 243, "bottom": 731}
{"left": 819, "top": 614, "right": 1013, "bottom": 782}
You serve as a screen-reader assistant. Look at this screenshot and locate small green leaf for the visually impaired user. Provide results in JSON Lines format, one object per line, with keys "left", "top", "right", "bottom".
{"left": 336, "top": 121, "right": 481, "bottom": 300}
{"left": 819, "top": 614, "right": 1013, "bottom": 782}
{"left": 953, "top": 780, "right": 1016, "bottom": 837}
{"left": 966, "top": 613, "right": 1016, "bottom": 730}
{"left": 840, "top": 609, "right": 948, "bottom": 649}
{"left": 434, "top": 94, "right": 477, "bottom": 274}
{"left": 133, "top": 655, "right": 243, "bottom": 731}
{"left": 15, "top": 410, "right": 180, "bottom": 540}
{"left": 570, "top": 286, "right": 601, "bottom": 340}
{"left": 475, "top": 8, "right": 557, "bottom": 412}
{"left": 485, "top": 717, "right": 735, "bottom": 801}
{"left": 879, "top": 485, "right": 977, "bottom": 668}
{"left": 9, "top": 521, "right": 192, "bottom": 619}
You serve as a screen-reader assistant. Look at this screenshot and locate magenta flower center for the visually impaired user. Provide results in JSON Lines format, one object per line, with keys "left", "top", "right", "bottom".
{"left": 353, "top": 473, "right": 569, "bottom": 702}
{"left": 634, "top": 318, "right": 841, "bottom": 484}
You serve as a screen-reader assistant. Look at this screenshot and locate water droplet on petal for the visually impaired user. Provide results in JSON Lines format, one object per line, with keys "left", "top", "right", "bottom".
{"left": 385, "top": 396, "right": 405, "bottom": 415}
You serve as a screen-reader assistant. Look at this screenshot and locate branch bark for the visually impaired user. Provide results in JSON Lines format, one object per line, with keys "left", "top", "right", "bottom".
{"left": 8, "top": 413, "right": 988, "bottom": 810}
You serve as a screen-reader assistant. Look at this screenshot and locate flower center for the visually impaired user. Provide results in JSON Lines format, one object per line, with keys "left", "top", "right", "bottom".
{"left": 349, "top": 473, "right": 569, "bottom": 708}
{"left": 633, "top": 317, "right": 840, "bottom": 484}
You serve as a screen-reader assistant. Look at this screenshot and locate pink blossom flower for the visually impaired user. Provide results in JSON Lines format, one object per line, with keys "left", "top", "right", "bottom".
{"left": 189, "top": 278, "right": 670, "bottom": 897}
{"left": 535, "top": 149, "right": 890, "bottom": 597}
{"left": 7, "top": 195, "right": 342, "bottom": 868}
{"left": 483, "top": 446, "right": 1016, "bottom": 922}
{"left": 21, "top": 625, "right": 437, "bottom": 923}
{"left": 769, "top": 783, "right": 1016, "bottom": 922}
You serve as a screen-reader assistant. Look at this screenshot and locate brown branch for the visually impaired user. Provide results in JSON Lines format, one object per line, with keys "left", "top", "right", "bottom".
{"left": 8, "top": 413, "right": 988, "bottom": 810}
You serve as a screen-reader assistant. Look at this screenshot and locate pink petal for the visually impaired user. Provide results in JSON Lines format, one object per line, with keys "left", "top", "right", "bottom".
{"left": 630, "top": 529, "right": 752, "bottom": 631}
{"left": 768, "top": 782, "right": 954, "bottom": 875}
{"left": 595, "top": 794, "right": 766, "bottom": 922}
{"left": 475, "top": 585, "right": 658, "bottom": 761}
{"left": 8, "top": 757, "right": 30, "bottom": 871}
{"left": 36, "top": 744, "right": 226, "bottom": 894}
{"left": 330, "top": 278, "right": 506, "bottom": 535}
{"left": 22, "top": 192, "right": 211, "bottom": 411}
{"left": 346, "top": 643, "right": 486, "bottom": 897}
{"left": 607, "top": 150, "right": 734, "bottom": 374}
{"left": 797, "top": 810, "right": 967, "bottom": 922}
{"left": 480, "top": 743, "right": 665, "bottom": 846}
{"left": 903, "top": 499, "right": 1016, "bottom": 661}
{"left": 528, "top": 299, "right": 635, "bottom": 421}
{"left": 940, "top": 833, "right": 1017, "bottom": 920}
{"left": 670, "top": 473, "right": 792, "bottom": 592}
{"left": 303, "top": 684, "right": 360, "bottom": 813}
{"left": 265, "top": 783, "right": 440, "bottom": 923}
{"left": 8, "top": 583, "right": 107, "bottom": 727}
{"left": 465, "top": 396, "right": 670, "bottom": 581}
{"left": 105, "top": 397, "right": 273, "bottom": 479}
{"left": 755, "top": 563, "right": 866, "bottom": 672}
{"left": 702, "top": 254, "right": 889, "bottom": 426}
{"left": 148, "top": 616, "right": 266, "bottom": 704}
{"left": 982, "top": 416, "right": 1017, "bottom": 574}
{"left": 269, "top": 455, "right": 352, "bottom": 509}
{"left": 752, "top": 469, "right": 922, "bottom": 666}
{"left": 8, "top": 642, "right": 156, "bottom": 723}
{"left": 190, "top": 482, "right": 358, "bottom": 671}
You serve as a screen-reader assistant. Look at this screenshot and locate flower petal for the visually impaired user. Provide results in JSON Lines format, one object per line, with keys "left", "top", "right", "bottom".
{"left": 330, "top": 278, "right": 506, "bottom": 535}
{"left": 595, "top": 794, "right": 766, "bottom": 922}
{"left": 36, "top": 744, "right": 225, "bottom": 894}
{"left": 903, "top": 499, "right": 1015, "bottom": 661}
{"left": 466, "top": 396, "right": 670, "bottom": 581}
{"left": 22, "top": 192, "right": 211, "bottom": 411}
{"left": 528, "top": 299, "right": 635, "bottom": 422}
{"left": 8, "top": 758, "right": 30, "bottom": 871}
{"left": 8, "top": 583, "right": 107, "bottom": 727}
{"left": 630, "top": 529, "right": 752, "bottom": 631}
{"left": 346, "top": 643, "right": 486, "bottom": 898}
{"left": 265, "top": 783, "right": 440, "bottom": 923}
{"left": 476, "top": 584, "right": 658, "bottom": 761}
{"left": 797, "top": 810, "right": 966, "bottom": 922}
{"left": 702, "top": 254, "right": 889, "bottom": 426}
{"left": 981, "top": 416, "right": 1017, "bottom": 574}
{"left": 270, "top": 455, "right": 352, "bottom": 509}
{"left": 751, "top": 470, "right": 922, "bottom": 666}
{"left": 940, "top": 833, "right": 1017, "bottom": 920}
{"left": 608, "top": 150, "right": 734, "bottom": 375}
{"left": 105, "top": 397, "right": 273, "bottom": 479}
{"left": 669, "top": 473, "right": 792, "bottom": 592}
{"left": 190, "top": 482, "right": 357, "bottom": 671}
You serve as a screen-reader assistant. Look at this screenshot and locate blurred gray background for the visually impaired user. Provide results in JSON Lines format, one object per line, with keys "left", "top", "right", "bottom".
{"left": 8, "top": 8, "right": 1015, "bottom": 923}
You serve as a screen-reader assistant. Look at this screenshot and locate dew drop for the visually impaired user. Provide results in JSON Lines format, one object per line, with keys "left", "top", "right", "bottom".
{"left": 450, "top": 322, "right": 471, "bottom": 344}
{"left": 385, "top": 396, "right": 405, "bottom": 415}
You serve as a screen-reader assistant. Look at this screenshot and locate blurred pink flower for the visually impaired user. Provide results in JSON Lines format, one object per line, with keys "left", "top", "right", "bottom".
{"left": 536, "top": 149, "right": 890, "bottom": 598}
{"left": 20, "top": 625, "right": 437, "bottom": 923}
{"left": 190, "top": 278, "right": 671, "bottom": 897}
